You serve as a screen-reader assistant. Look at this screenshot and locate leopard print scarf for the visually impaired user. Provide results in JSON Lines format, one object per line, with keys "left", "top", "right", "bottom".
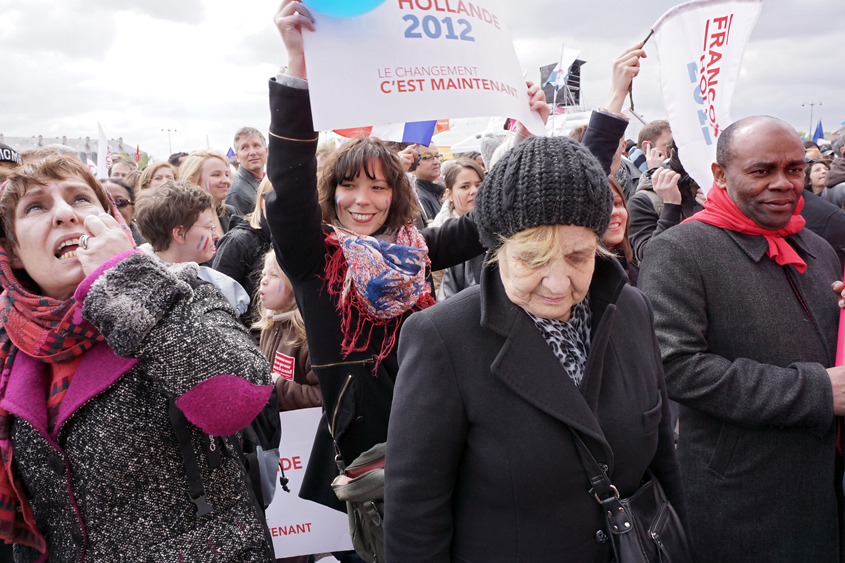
{"left": 527, "top": 295, "right": 591, "bottom": 388}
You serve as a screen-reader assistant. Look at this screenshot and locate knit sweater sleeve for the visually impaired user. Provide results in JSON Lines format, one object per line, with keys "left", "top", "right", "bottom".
{"left": 79, "top": 251, "right": 272, "bottom": 435}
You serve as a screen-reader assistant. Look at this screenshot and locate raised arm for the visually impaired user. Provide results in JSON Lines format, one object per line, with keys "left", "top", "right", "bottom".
{"left": 264, "top": 0, "right": 325, "bottom": 282}
{"left": 582, "top": 44, "right": 645, "bottom": 174}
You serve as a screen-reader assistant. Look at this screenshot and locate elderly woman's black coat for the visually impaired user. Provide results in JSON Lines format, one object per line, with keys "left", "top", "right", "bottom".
{"left": 384, "top": 257, "right": 686, "bottom": 562}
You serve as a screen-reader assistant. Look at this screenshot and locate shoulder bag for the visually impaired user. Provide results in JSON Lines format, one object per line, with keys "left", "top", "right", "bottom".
{"left": 569, "top": 428, "right": 692, "bottom": 563}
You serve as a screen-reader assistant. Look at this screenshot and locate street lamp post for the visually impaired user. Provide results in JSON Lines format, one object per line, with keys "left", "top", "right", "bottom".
{"left": 802, "top": 102, "right": 821, "bottom": 138}
{"left": 161, "top": 128, "right": 177, "bottom": 155}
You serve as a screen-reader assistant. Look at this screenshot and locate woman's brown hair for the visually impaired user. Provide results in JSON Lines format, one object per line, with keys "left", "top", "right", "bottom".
{"left": 443, "top": 157, "right": 485, "bottom": 191}
{"left": 0, "top": 155, "right": 113, "bottom": 246}
{"left": 318, "top": 137, "right": 418, "bottom": 231}
{"left": 138, "top": 161, "right": 178, "bottom": 191}
{"left": 606, "top": 175, "right": 635, "bottom": 266}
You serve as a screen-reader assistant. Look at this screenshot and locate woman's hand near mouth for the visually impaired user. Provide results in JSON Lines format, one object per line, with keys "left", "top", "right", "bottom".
{"left": 77, "top": 213, "right": 136, "bottom": 276}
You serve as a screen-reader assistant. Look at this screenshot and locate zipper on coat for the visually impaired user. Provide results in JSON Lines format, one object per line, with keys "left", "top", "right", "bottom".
{"left": 331, "top": 375, "right": 354, "bottom": 440}
{"left": 649, "top": 501, "right": 672, "bottom": 562}
{"left": 312, "top": 357, "right": 375, "bottom": 369}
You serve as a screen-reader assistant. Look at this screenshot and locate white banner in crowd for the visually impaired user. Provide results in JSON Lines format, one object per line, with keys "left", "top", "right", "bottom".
{"left": 651, "top": 0, "right": 762, "bottom": 193}
{"left": 97, "top": 123, "right": 112, "bottom": 179}
{"left": 302, "top": 0, "right": 546, "bottom": 136}
{"left": 265, "top": 407, "right": 353, "bottom": 558}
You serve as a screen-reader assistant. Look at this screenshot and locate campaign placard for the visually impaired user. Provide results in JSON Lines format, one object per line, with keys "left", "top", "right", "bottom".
{"left": 302, "top": 0, "right": 545, "bottom": 136}
{"left": 265, "top": 407, "right": 353, "bottom": 558}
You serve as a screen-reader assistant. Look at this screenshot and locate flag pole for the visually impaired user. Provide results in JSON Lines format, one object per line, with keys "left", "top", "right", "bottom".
{"left": 628, "top": 30, "right": 655, "bottom": 113}
{"left": 551, "top": 43, "right": 565, "bottom": 136}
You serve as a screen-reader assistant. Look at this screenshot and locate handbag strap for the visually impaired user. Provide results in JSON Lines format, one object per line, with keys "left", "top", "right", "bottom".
{"left": 567, "top": 427, "right": 635, "bottom": 537}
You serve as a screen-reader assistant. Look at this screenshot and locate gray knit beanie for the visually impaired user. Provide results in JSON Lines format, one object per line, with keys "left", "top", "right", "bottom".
{"left": 474, "top": 135, "right": 613, "bottom": 250}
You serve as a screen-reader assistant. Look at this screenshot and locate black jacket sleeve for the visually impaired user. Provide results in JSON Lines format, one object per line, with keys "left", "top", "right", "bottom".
{"left": 581, "top": 111, "right": 629, "bottom": 174}
{"left": 385, "top": 311, "right": 468, "bottom": 562}
{"left": 263, "top": 79, "right": 324, "bottom": 282}
{"left": 422, "top": 212, "right": 485, "bottom": 271}
{"left": 628, "top": 192, "right": 685, "bottom": 262}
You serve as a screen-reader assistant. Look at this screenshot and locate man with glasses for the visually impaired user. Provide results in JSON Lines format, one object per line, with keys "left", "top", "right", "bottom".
{"left": 413, "top": 143, "right": 444, "bottom": 224}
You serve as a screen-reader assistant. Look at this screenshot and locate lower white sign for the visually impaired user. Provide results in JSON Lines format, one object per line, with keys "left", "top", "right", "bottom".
{"left": 266, "top": 407, "right": 353, "bottom": 558}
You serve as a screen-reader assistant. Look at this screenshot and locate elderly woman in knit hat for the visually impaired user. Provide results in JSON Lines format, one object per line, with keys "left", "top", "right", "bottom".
{"left": 384, "top": 135, "right": 688, "bottom": 562}
{"left": 0, "top": 155, "right": 275, "bottom": 561}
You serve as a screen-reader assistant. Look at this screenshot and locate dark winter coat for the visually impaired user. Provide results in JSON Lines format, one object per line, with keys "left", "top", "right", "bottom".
{"left": 212, "top": 214, "right": 273, "bottom": 324}
{"left": 259, "top": 322, "right": 321, "bottom": 411}
{"left": 415, "top": 178, "right": 444, "bottom": 224}
{"left": 627, "top": 171, "right": 702, "bottom": 261}
{"left": 226, "top": 165, "right": 263, "bottom": 217}
{"left": 264, "top": 78, "right": 630, "bottom": 513}
{"left": 6, "top": 251, "right": 274, "bottom": 562}
{"left": 800, "top": 191, "right": 845, "bottom": 271}
{"left": 639, "top": 222, "right": 842, "bottom": 563}
{"left": 385, "top": 257, "right": 686, "bottom": 563}
{"left": 264, "top": 79, "right": 486, "bottom": 511}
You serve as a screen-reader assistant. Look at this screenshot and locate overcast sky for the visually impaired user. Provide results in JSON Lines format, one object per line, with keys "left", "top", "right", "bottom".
{"left": 1, "top": 0, "right": 842, "bottom": 161}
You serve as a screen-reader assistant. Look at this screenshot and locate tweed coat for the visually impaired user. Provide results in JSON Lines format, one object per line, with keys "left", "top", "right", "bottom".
{"left": 384, "top": 257, "right": 686, "bottom": 563}
{"left": 5, "top": 251, "right": 275, "bottom": 562}
{"left": 639, "top": 221, "right": 842, "bottom": 563}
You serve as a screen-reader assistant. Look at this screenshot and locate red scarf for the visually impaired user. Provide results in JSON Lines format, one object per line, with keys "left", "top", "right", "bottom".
{"left": 683, "top": 183, "right": 807, "bottom": 273}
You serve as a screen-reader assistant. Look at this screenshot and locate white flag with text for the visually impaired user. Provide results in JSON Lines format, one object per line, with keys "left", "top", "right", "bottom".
{"left": 652, "top": 0, "right": 762, "bottom": 192}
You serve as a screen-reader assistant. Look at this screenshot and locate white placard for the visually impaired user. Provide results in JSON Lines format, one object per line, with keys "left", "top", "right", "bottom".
{"left": 266, "top": 407, "right": 353, "bottom": 558}
{"left": 302, "top": 0, "right": 545, "bottom": 136}
{"left": 652, "top": 0, "right": 762, "bottom": 193}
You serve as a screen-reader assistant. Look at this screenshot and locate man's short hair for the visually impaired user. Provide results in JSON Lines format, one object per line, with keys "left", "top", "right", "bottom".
{"left": 167, "top": 152, "right": 189, "bottom": 167}
{"left": 637, "top": 120, "right": 671, "bottom": 149}
{"left": 134, "top": 180, "right": 213, "bottom": 252}
{"left": 831, "top": 127, "right": 845, "bottom": 158}
{"left": 233, "top": 127, "right": 267, "bottom": 149}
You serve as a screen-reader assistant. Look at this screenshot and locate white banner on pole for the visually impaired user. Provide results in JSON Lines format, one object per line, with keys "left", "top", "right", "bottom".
{"left": 302, "top": 0, "right": 545, "bottom": 136}
{"left": 97, "top": 123, "right": 112, "bottom": 179}
{"left": 265, "top": 407, "right": 353, "bottom": 558}
{"left": 651, "top": 0, "right": 762, "bottom": 192}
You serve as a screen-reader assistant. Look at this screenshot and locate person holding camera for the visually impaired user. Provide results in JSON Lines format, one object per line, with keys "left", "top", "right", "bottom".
{"left": 627, "top": 134, "right": 705, "bottom": 262}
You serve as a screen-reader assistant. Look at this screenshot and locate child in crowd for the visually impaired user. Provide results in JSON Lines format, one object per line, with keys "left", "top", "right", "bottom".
{"left": 254, "top": 251, "right": 321, "bottom": 411}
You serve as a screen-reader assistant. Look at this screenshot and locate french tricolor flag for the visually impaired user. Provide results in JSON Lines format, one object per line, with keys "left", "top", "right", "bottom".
{"left": 334, "top": 120, "right": 438, "bottom": 146}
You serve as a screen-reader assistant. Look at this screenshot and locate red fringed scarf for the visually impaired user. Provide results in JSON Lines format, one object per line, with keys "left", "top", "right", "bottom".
{"left": 683, "top": 183, "right": 807, "bottom": 273}
{"left": 322, "top": 225, "right": 436, "bottom": 374}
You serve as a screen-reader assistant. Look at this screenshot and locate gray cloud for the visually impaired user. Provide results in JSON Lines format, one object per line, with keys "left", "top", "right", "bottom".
{"left": 1, "top": 0, "right": 843, "bottom": 161}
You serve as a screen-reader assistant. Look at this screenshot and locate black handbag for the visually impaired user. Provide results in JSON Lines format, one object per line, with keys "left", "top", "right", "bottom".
{"left": 569, "top": 428, "right": 692, "bottom": 563}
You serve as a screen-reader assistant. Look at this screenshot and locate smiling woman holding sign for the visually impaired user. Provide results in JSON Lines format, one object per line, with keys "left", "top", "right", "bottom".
{"left": 267, "top": 0, "right": 553, "bottom": 520}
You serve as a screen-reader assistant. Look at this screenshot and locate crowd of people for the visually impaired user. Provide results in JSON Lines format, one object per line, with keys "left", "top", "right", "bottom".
{"left": 2, "top": 1, "right": 845, "bottom": 561}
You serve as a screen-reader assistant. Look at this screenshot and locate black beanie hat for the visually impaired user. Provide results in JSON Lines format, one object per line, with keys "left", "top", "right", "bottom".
{"left": 474, "top": 135, "right": 614, "bottom": 250}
